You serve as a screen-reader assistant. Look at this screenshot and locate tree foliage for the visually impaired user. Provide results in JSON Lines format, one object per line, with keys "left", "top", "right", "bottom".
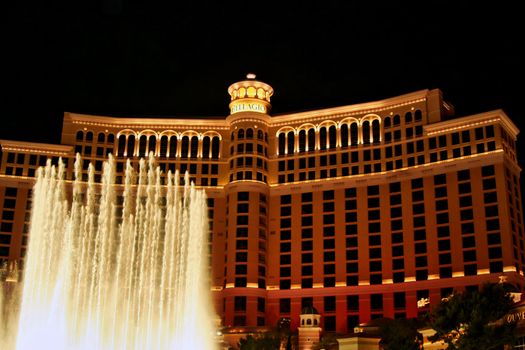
{"left": 312, "top": 333, "right": 339, "bottom": 350}
{"left": 239, "top": 318, "right": 292, "bottom": 350}
{"left": 428, "top": 283, "right": 516, "bottom": 349}
{"left": 379, "top": 318, "right": 423, "bottom": 350}
{"left": 238, "top": 333, "right": 281, "bottom": 350}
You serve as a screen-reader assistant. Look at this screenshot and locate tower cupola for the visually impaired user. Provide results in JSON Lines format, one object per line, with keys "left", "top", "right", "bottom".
{"left": 227, "top": 74, "right": 273, "bottom": 115}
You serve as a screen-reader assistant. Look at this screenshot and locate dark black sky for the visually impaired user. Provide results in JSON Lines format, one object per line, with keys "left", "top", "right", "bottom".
{"left": 1, "top": 1, "right": 523, "bottom": 152}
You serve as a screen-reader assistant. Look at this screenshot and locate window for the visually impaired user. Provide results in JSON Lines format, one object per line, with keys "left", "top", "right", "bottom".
{"left": 490, "top": 261, "right": 503, "bottom": 273}
{"left": 302, "top": 265, "right": 313, "bottom": 276}
{"left": 392, "top": 258, "right": 404, "bottom": 270}
{"left": 438, "top": 240, "right": 451, "bottom": 251}
{"left": 280, "top": 267, "right": 291, "bottom": 277}
{"left": 489, "top": 247, "right": 502, "bottom": 259}
{"left": 370, "top": 261, "right": 382, "bottom": 271}
{"left": 320, "top": 196, "right": 336, "bottom": 210}
{"left": 416, "top": 270, "right": 428, "bottom": 281}
{"left": 459, "top": 196, "right": 472, "bottom": 207}
{"left": 415, "top": 256, "right": 428, "bottom": 268}
{"left": 435, "top": 187, "right": 448, "bottom": 198}
{"left": 279, "top": 299, "right": 291, "bottom": 313}
{"left": 415, "top": 242, "right": 427, "bottom": 254}
{"left": 437, "top": 213, "right": 449, "bottom": 224}
{"left": 463, "top": 250, "right": 477, "bottom": 262}
{"left": 487, "top": 233, "right": 501, "bottom": 245}
{"left": 393, "top": 272, "right": 405, "bottom": 283}
{"left": 236, "top": 252, "right": 247, "bottom": 262}
{"left": 464, "top": 264, "right": 477, "bottom": 276}
{"left": 475, "top": 127, "right": 484, "bottom": 140}
{"left": 481, "top": 165, "right": 495, "bottom": 177}
{"left": 281, "top": 255, "right": 291, "bottom": 265}
{"left": 302, "top": 241, "right": 313, "bottom": 251}
{"left": 439, "top": 253, "right": 452, "bottom": 265}
{"left": 412, "top": 191, "right": 424, "bottom": 202}
{"left": 324, "top": 277, "right": 335, "bottom": 287}
{"left": 302, "top": 253, "right": 313, "bottom": 263}
{"left": 280, "top": 280, "right": 291, "bottom": 289}
{"left": 392, "top": 246, "right": 404, "bottom": 257}
{"left": 235, "top": 277, "right": 247, "bottom": 287}
{"left": 323, "top": 239, "right": 335, "bottom": 249}
{"left": 394, "top": 292, "right": 406, "bottom": 309}
{"left": 234, "top": 296, "right": 246, "bottom": 311}
{"left": 371, "top": 294, "right": 383, "bottom": 310}
{"left": 323, "top": 190, "right": 334, "bottom": 200}
{"left": 346, "top": 250, "right": 358, "bottom": 260}
{"left": 368, "top": 235, "right": 381, "bottom": 246}
{"left": 324, "top": 296, "right": 336, "bottom": 312}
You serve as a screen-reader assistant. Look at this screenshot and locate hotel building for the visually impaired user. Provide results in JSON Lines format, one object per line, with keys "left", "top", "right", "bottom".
{"left": 1, "top": 75, "right": 524, "bottom": 335}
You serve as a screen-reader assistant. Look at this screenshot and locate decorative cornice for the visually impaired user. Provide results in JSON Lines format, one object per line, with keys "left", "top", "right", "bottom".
{"left": 424, "top": 110, "right": 520, "bottom": 138}
{"left": 269, "top": 90, "right": 430, "bottom": 127}
{"left": 0, "top": 140, "right": 73, "bottom": 155}
{"left": 65, "top": 112, "right": 230, "bottom": 130}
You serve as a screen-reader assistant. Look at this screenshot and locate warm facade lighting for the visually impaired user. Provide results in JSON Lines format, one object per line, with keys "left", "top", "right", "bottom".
{"left": 0, "top": 79, "right": 523, "bottom": 339}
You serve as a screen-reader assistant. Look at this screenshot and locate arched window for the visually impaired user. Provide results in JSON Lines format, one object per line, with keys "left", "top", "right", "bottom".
{"left": 138, "top": 135, "right": 148, "bottom": 157}
{"left": 319, "top": 127, "right": 327, "bottom": 150}
{"left": 308, "top": 129, "right": 315, "bottom": 151}
{"left": 384, "top": 117, "right": 391, "bottom": 128}
{"left": 350, "top": 123, "right": 358, "bottom": 146}
{"left": 414, "top": 109, "right": 422, "bottom": 121}
{"left": 76, "top": 131, "right": 84, "bottom": 141}
{"left": 299, "top": 130, "right": 306, "bottom": 152}
{"left": 329, "top": 125, "right": 337, "bottom": 149}
{"left": 307, "top": 319, "right": 312, "bottom": 325}
{"left": 257, "top": 130, "right": 264, "bottom": 140}
{"left": 372, "top": 120, "right": 380, "bottom": 143}
{"left": 97, "top": 133, "right": 105, "bottom": 143}
{"left": 190, "top": 136, "right": 198, "bottom": 158}
{"left": 211, "top": 137, "right": 220, "bottom": 159}
{"left": 86, "top": 131, "right": 93, "bottom": 141}
{"left": 107, "top": 134, "right": 114, "bottom": 143}
{"left": 231, "top": 132, "right": 235, "bottom": 141}
{"left": 393, "top": 114, "right": 400, "bottom": 126}
{"left": 202, "top": 137, "right": 210, "bottom": 159}
{"left": 265, "top": 133, "right": 268, "bottom": 142}
{"left": 341, "top": 124, "right": 349, "bottom": 148}
{"left": 246, "top": 128, "right": 253, "bottom": 139}
{"left": 362, "top": 121, "right": 370, "bottom": 144}
{"left": 314, "top": 319, "right": 318, "bottom": 326}
{"left": 169, "top": 136, "right": 177, "bottom": 158}
{"left": 117, "top": 135, "right": 126, "bottom": 157}
{"left": 278, "top": 133, "right": 286, "bottom": 155}
{"left": 287, "top": 131, "right": 295, "bottom": 155}
{"left": 181, "top": 136, "right": 189, "bottom": 158}
{"left": 405, "top": 112, "right": 413, "bottom": 123}
{"left": 160, "top": 136, "right": 168, "bottom": 157}
{"left": 238, "top": 129, "right": 245, "bottom": 140}
{"left": 127, "top": 135, "right": 135, "bottom": 157}
{"left": 148, "top": 136, "right": 156, "bottom": 155}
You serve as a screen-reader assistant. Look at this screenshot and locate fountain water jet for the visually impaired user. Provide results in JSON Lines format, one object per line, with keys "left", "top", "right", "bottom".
{"left": 9, "top": 154, "right": 216, "bottom": 350}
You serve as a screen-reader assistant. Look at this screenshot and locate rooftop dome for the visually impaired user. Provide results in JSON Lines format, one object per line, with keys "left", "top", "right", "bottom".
{"left": 301, "top": 306, "right": 319, "bottom": 315}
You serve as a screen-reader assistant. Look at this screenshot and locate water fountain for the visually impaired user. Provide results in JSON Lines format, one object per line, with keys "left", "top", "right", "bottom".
{"left": 1, "top": 154, "right": 216, "bottom": 349}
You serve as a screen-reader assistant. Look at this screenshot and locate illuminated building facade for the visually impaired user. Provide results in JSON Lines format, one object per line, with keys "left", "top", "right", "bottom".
{"left": 1, "top": 75, "right": 524, "bottom": 335}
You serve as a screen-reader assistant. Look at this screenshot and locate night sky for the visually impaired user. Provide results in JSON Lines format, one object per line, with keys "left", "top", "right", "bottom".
{"left": 2, "top": 2, "right": 524, "bottom": 173}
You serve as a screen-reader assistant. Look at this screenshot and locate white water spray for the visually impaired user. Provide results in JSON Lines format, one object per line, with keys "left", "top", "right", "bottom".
{"left": 8, "top": 154, "right": 216, "bottom": 349}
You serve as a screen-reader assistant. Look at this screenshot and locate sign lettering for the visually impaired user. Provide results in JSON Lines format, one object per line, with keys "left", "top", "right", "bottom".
{"left": 231, "top": 102, "right": 267, "bottom": 114}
